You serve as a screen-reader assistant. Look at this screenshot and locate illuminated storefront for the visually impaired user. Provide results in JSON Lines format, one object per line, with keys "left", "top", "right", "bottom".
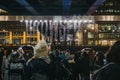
{"left": 0, "top": 16, "right": 120, "bottom": 46}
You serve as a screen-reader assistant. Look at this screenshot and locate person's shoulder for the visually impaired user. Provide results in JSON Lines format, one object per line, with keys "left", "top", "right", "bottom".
{"left": 30, "top": 58, "right": 48, "bottom": 65}
{"left": 103, "top": 62, "right": 120, "bottom": 70}
{"left": 27, "top": 58, "right": 36, "bottom": 66}
{"left": 100, "top": 62, "right": 120, "bottom": 76}
{"left": 94, "top": 62, "right": 120, "bottom": 75}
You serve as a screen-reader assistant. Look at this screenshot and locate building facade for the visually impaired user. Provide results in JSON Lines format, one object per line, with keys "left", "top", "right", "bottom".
{"left": 0, "top": 15, "right": 120, "bottom": 47}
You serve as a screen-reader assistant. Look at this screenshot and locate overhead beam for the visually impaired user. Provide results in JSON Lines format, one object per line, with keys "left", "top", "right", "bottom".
{"left": 86, "top": 0, "right": 106, "bottom": 15}
{"left": 62, "top": 0, "right": 71, "bottom": 14}
{"left": 0, "top": 5, "right": 10, "bottom": 12}
{"left": 16, "top": 0, "right": 39, "bottom": 15}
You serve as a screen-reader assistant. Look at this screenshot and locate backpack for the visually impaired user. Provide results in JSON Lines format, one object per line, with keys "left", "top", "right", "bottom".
{"left": 30, "top": 59, "right": 49, "bottom": 80}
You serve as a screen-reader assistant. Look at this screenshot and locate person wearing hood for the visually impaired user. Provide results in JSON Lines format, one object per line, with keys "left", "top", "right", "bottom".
{"left": 24, "top": 40, "right": 50, "bottom": 80}
{"left": 93, "top": 40, "right": 120, "bottom": 80}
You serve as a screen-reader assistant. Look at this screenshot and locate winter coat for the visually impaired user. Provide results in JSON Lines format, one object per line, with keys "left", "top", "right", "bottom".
{"left": 93, "top": 62, "right": 120, "bottom": 80}
{"left": 24, "top": 58, "right": 50, "bottom": 80}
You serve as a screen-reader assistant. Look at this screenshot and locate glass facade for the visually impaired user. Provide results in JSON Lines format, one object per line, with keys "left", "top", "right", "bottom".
{"left": 94, "top": 0, "right": 120, "bottom": 15}
{"left": 0, "top": 16, "right": 120, "bottom": 46}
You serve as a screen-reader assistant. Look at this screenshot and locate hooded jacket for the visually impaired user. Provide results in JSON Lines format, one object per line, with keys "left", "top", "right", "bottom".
{"left": 93, "top": 62, "right": 120, "bottom": 80}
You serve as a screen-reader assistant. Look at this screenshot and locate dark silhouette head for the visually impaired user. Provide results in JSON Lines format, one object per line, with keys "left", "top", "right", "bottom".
{"left": 105, "top": 40, "right": 120, "bottom": 64}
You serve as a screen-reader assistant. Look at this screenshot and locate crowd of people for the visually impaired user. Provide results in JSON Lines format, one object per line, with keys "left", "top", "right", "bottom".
{"left": 0, "top": 40, "right": 120, "bottom": 80}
